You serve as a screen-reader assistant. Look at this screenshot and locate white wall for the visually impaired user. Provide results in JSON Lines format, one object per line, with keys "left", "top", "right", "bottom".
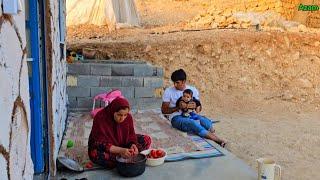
{"left": 45, "top": 0, "right": 68, "bottom": 175}
{"left": 0, "top": 1, "right": 34, "bottom": 179}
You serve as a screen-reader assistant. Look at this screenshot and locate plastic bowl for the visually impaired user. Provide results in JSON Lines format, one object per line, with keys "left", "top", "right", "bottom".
{"left": 140, "top": 149, "right": 167, "bottom": 167}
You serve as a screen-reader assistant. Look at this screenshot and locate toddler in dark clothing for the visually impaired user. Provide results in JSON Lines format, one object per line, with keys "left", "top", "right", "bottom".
{"left": 176, "top": 89, "right": 201, "bottom": 119}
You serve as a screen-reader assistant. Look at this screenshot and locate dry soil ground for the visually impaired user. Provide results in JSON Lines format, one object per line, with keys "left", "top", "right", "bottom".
{"left": 67, "top": 1, "right": 320, "bottom": 179}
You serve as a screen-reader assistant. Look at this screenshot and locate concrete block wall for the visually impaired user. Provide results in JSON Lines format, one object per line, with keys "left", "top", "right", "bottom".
{"left": 67, "top": 60, "right": 163, "bottom": 111}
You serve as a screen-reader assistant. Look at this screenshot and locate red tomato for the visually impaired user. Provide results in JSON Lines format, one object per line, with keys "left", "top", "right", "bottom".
{"left": 129, "top": 149, "right": 134, "bottom": 156}
{"left": 85, "top": 161, "right": 93, "bottom": 169}
{"left": 151, "top": 150, "right": 158, "bottom": 158}
{"left": 156, "top": 150, "right": 164, "bottom": 157}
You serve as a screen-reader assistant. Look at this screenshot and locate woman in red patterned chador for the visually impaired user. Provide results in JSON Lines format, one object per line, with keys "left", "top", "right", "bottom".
{"left": 88, "top": 97, "right": 151, "bottom": 168}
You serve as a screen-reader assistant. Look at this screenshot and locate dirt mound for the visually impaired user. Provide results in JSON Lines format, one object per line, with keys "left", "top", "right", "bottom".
{"left": 68, "top": 29, "right": 320, "bottom": 179}
{"left": 187, "top": 8, "right": 320, "bottom": 33}
{"left": 68, "top": 30, "right": 320, "bottom": 104}
{"left": 67, "top": 24, "right": 111, "bottom": 40}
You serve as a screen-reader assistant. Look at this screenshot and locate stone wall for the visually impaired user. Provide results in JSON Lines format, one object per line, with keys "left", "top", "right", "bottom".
{"left": 209, "top": 0, "right": 300, "bottom": 19}
{"left": 0, "top": 1, "right": 34, "bottom": 179}
{"left": 219, "top": 0, "right": 320, "bottom": 25}
{"left": 45, "top": 0, "right": 68, "bottom": 176}
{"left": 307, "top": 11, "right": 320, "bottom": 28}
{"left": 188, "top": 0, "right": 319, "bottom": 29}
{"left": 284, "top": 0, "right": 320, "bottom": 27}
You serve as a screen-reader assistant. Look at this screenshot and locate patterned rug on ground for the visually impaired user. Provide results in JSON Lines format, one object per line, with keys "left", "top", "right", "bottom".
{"left": 58, "top": 110, "right": 224, "bottom": 168}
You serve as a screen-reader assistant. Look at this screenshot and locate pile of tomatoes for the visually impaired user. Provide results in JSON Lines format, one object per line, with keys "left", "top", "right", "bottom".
{"left": 147, "top": 149, "right": 165, "bottom": 159}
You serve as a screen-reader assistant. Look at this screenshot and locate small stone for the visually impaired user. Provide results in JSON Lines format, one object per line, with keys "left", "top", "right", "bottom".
{"left": 282, "top": 90, "right": 293, "bottom": 100}
{"left": 284, "top": 36, "right": 290, "bottom": 48}
{"left": 145, "top": 45, "right": 152, "bottom": 52}
{"left": 211, "top": 23, "right": 218, "bottom": 28}
{"left": 232, "top": 24, "right": 241, "bottom": 29}
{"left": 292, "top": 52, "right": 300, "bottom": 61}
{"left": 240, "top": 23, "right": 250, "bottom": 28}
{"left": 186, "top": 53, "right": 192, "bottom": 58}
{"left": 297, "top": 78, "right": 313, "bottom": 88}
{"left": 67, "top": 76, "right": 77, "bottom": 86}
{"left": 315, "top": 88, "right": 320, "bottom": 97}
{"left": 298, "top": 24, "right": 307, "bottom": 32}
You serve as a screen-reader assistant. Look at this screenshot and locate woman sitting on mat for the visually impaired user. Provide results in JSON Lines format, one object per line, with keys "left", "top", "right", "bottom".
{"left": 88, "top": 97, "right": 151, "bottom": 168}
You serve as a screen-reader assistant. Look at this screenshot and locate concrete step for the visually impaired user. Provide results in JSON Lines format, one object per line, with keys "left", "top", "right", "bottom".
{"left": 68, "top": 86, "right": 162, "bottom": 108}
{"left": 66, "top": 60, "right": 164, "bottom": 110}
{"left": 67, "top": 76, "right": 163, "bottom": 97}
{"left": 67, "top": 75, "right": 163, "bottom": 88}
{"left": 67, "top": 60, "right": 163, "bottom": 77}
{"left": 68, "top": 97, "right": 162, "bottom": 111}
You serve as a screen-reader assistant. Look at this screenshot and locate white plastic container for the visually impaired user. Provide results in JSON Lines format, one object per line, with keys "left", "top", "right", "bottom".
{"left": 140, "top": 149, "right": 167, "bottom": 167}
{"left": 257, "top": 158, "right": 281, "bottom": 180}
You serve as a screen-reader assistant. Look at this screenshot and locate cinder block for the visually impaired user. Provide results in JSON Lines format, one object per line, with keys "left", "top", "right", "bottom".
{"left": 121, "top": 77, "right": 143, "bottom": 87}
{"left": 67, "top": 97, "right": 77, "bottom": 108}
{"left": 78, "top": 75, "right": 100, "bottom": 87}
{"left": 156, "top": 67, "right": 164, "bottom": 77}
{"left": 135, "top": 98, "right": 162, "bottom": 110}
{"left": 110, "top": 87, "right": 134, "bottom": 98}
{"left": 67, "top": 87, "right": 90, "bottom": 97}
{"left": 154, "top": 87, "right": 164, "bottom": 98}
{"left": 126, "top": 98, "right": 137, "bottom": 108}
{"left": 152, "top": 67, "right": 164, "bottom": 77}
{"left": 90, "top": 64, "right": 112, "bottom": 76}
{"left": 90, "top": 87, "right": 111, "bottom": 97}
{"left": 100, "top": 77, "right": 122, "bottom": 87}
{"left": 134, "top": 64, "right": 154, "bottom": 77}
{"left": 68, "top": 108, "right": 91, "bottom": 112}
{"left": 68, "top": 63, "right": 90, "bottom": 75}
{"left": 134, "top": 87, "right": 154, "bottom": 98}
{"left": 67, "top": 75, "right": 78, "bottom": 87}
{"left": 90, "top": 87, "right": 112, "bottom": 97}
{"left": 144, "top": 77, "right": 163, "bottom": 88}
{"left": 111, "top": 64, "right": 134, "bottom": 76}
{"left": 77, "top": 97, "right": 93, "bottom": 108}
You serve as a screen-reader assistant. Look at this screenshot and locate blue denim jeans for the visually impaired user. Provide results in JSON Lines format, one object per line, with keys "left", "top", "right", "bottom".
{"left": 171, "top": 115, "right": 213, "bottom": 137}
